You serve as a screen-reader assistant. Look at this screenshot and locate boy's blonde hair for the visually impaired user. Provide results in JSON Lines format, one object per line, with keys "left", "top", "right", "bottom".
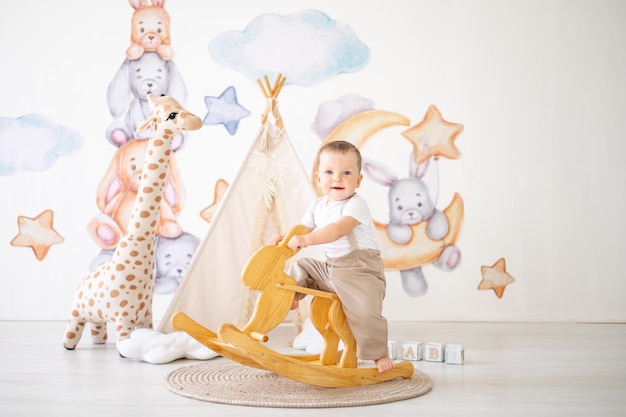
{"left": 316, "top": 140, "right": 362, "bottom": 171}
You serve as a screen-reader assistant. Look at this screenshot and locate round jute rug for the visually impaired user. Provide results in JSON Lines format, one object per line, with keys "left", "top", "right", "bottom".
{"left": 163, "top": 358, "right": 433, "bottom": 408}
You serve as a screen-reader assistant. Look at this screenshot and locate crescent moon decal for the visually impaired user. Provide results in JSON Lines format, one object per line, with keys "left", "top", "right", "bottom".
{"left": 311, "top": 109, "right": 463, "bottom": 272}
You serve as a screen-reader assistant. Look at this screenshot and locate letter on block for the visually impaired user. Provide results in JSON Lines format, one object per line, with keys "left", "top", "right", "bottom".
{"left": 401, "top": 341, "right": 424, "bottom": 361}
{"left": 425, "top": 342, "right": 446, "bottom": 362}
{"left": 445, "top": 344, "right": 464, "bottom": 365}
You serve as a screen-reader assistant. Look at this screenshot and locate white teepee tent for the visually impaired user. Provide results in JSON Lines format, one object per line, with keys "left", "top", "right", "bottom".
{"left": 158, "top": 75, "right": 318, "bottom": 334}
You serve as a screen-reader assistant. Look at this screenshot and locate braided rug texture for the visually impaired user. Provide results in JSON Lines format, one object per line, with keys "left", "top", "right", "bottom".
{"left": 164, "top": 358, "right": 433, "bottom": 408}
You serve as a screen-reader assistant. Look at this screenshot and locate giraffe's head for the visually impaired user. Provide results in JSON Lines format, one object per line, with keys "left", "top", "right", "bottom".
{"left": 138, "top": 94, "right": 202, "bottom": 134}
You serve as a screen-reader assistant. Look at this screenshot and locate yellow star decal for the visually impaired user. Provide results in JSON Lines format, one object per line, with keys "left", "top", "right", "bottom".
{"left": 200, "top": 179, "right": 229, "bottom": 223}
{"left": 10, "top": 209, "right": 64, "bottom": 261}
{"left": 478, "top": 258, "right": 515, "bottom": 298}
{"left": 401, "top": 104, "right": 464, "bottom": 164}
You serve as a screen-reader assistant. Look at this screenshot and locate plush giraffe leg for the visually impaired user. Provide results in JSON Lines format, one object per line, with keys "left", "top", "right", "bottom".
{"left": 63, "top": 316, "right": 86, "bottom": 350}
{"left": 90, "top": 322, "right": 108, "bottom": 344}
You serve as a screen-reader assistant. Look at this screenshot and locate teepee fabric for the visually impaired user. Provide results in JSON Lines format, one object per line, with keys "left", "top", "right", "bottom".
{"left": 158, "top": 76, "right": 318, "bottom": 334}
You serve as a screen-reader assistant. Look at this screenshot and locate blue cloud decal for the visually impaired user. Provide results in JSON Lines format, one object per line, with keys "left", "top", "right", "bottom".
{"left": 0, "top": 114, "right": 84, "bottom": 176}
{"left": 209, "top": 9, "right": 370, "bottom": 87}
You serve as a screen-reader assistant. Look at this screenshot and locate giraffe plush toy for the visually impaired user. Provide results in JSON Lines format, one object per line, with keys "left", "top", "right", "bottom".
{"left": 63, "top": 94, "right": 202, "bottom": 352}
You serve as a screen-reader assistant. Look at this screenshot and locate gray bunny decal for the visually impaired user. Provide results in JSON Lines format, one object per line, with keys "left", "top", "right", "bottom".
{"left": 363, "top": 151, "right": 461, "bottom": 297}
{"left": 105, "top": 51, "right": 188, "bottom": 150}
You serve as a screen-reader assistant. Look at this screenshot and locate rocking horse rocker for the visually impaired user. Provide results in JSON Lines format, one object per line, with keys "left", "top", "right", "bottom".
{"left": 171, "top": 225, "right": 414, "bottom": 388}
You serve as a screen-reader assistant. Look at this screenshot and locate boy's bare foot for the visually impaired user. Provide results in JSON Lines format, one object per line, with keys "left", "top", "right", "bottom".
{"left": 375, "top": 356, "right": 395, "bottom": 373}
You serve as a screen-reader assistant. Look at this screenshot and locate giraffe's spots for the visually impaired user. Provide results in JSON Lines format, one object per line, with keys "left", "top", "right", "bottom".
{"left": 129, "top": 250, "right": 139, "bottom": 257}
{"left": 71, "top": 310, "right": 79, "bottom": 317}
{"left": 120, "top": 242, "right": 128, "bottom": 248}
{"left": 125, "top": 274, "right": 136, "bottom": 282}
{"left": 110, "top": 289, "right": 120, "bottom": 298}
{"left": 147, "top": 163, "right": 159, "bottom": 170}
{"left": 139, "top": 210, "right": 150, "bottom": 218}
{"left": 120, "top": 300, "right": 128, "bottom": 308}
{"left": 88, "top": 299, "right": 94, "bottom": 307}
{"left": 138, "top": 302, "right": 146, "bottom": 311}
{"left": 115, "top": 264, "right": 125, "bottom": 271}
{"left": 164, "top": 129, "right": 173, "bottom": 135}
{"left": 66, "top": 332, "right": 76, "bottom": 340}
{"left": 122, "top": 311, "right": 129, "bottom": 317}
{"left": 138, "top": 293, "right": 143, "bottom": 300}
{"left": 78, "top": 291, "right": 83, "bottom": 299}
{"left": 99, "top": 292, "right": 105, "bottom": 298}
{"left": 98, "top": 310, "right": 103, "bottom": 319}
{"left": 129, "top": 285, "right": 137, "bottom": 290}
{"left": 98, "top": 281, "right": 104, "bottom": 288}
{"left": 94, "top": 271, "right": 101, "bottom": 278}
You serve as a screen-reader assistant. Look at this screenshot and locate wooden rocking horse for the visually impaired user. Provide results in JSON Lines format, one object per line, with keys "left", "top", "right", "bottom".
{"left": 171, "top": 225, "right": 414, "bottom": 388}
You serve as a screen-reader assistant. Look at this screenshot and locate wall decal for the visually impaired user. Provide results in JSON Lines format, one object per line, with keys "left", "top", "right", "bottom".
{"left": 478, "top": 258, "right": 516, "bottom": 298}
{"left": 0, "top": 114, "right": 84, "bottom": 176}
{"left": 10, "top": 209, "right": 64, "bottom": 261}
{"left": 209, "top": 10, "right": 369, "bottom": 87}
{"left": 202, "top": 86, "right": 250, "bottom": 135}
{"left": 200, "top": 179, "right": 229, "bottom": 223}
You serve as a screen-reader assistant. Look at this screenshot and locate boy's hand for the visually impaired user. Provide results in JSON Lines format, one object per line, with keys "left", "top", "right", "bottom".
{"left": 287, "top": 235, "right": 307, "bottom": 252}
{"left": 267, "top": 234, "right": 283, "bottom": 246}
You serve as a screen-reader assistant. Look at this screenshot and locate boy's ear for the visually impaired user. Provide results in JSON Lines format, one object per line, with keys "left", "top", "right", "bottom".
{"left": 356, "top": 173, "right": 363, "bottom": 188}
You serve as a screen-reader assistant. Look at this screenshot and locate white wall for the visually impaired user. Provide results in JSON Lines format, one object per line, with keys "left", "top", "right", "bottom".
{"left": 1, "top": 0, "right": 624, "bottom": 322}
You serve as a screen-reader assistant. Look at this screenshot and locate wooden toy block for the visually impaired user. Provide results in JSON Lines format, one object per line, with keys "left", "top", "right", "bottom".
{"left": 425, "top": 342, "right": 446, "bottom": 362}
{"left": 388, "top": 340, "right": 397, "bottom": 360}
{"left": 401, "top": 341, "right": 424, "bottom": 361}
{"left": 445, "top": 344, "right": 464, "bottom": 365}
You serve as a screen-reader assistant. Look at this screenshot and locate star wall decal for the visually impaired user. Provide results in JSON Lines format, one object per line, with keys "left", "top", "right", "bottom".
{"left": 401, "top": 104, "right": 464, "bottom": 164}
{"left": 478, "top": 258, "right": 516, "bottom": 298}
{"left": 10, "top": 209, "right": 64, "bottom": 261}
{"left": 200, "top": 178, "right": 229, "bottom": 223}
{"left": 203, "top": 86, "right": 251, "bottom": 135}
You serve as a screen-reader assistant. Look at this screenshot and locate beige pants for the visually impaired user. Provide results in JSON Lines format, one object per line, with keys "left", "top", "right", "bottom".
{"left": 288, "top": 249, "right": 389, "bottom": 361}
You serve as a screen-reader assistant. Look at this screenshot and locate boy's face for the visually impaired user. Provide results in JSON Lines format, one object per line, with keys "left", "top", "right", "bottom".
{"left": 315, "top": 150, "right": 363, "bottom": 202}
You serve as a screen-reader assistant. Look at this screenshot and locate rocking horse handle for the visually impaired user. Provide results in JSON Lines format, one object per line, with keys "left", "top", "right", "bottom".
{"left": 277, "top": 224, "right": 308, "bottom": 252}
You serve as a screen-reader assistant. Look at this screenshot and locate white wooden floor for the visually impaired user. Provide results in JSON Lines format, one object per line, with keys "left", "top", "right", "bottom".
{"left": 1, "top": 320, "right": 625, "bottom": 417}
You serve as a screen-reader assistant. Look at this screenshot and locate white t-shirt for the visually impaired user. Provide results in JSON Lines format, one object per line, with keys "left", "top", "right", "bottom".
{"left": 301, "top": 193, "right": 380, "bottom": 258}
